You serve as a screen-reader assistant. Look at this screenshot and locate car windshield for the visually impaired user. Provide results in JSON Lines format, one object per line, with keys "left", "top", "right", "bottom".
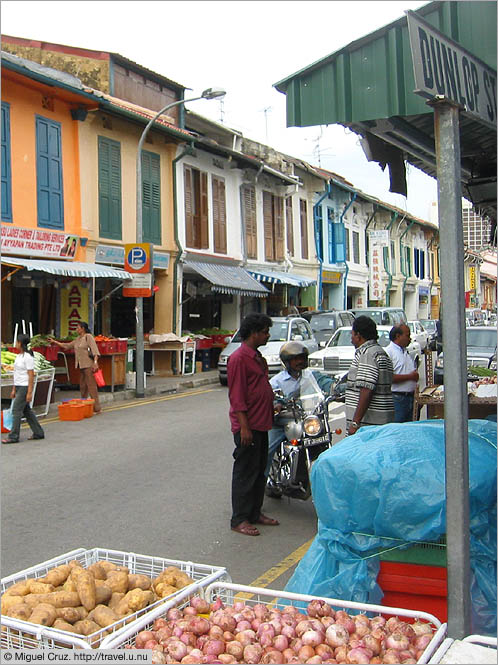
{"left": 354, "top": 310, "right": 383, "bottom": 324}
{"left": 309, "top": 314, "right": 336, "bottom": 332}
{"left": 421, "top": 320, "right": 436, "bottom": 333}
{"left": 231, "top": 321, "right": 289, "bottom": 344}
{"left": 328, "top": 329, "right": 390, "bottom": 348}
{"left": 466, "top": 329, "right": 497, "bottom": 348}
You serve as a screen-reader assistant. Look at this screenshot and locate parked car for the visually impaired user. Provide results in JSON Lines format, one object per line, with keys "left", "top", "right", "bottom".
{"left": 434, "top": 326, "right": 497, "bottom": 384}
{"left": 420, "top": 319, "right": 439, "bottom": 350}
{"left": 217, "top": 316, "right": 318, "bottom": 385}
{"left": 408, "top": 320, "right": 429, "bottom": 350}
{"left": 351, "top": 307, "right": 407, "bottom": 326}
{"left": 465, "top": 308, "right": 486, "bottom": 327}
{"left": 308, "top": 325, "right": 422, "bottom": 377}
{"left": 301, "top": 310, "right": 355, "bottom": 347}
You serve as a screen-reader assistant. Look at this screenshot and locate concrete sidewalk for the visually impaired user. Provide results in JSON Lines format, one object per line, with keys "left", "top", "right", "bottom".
{"left": 45, "top": 369, "right": 221, "bottom": 417}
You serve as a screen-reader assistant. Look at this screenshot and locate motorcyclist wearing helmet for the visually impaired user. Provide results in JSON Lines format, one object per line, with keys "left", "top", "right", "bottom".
{"left": 265, "top": 341, "right": 334, "bottom": 478}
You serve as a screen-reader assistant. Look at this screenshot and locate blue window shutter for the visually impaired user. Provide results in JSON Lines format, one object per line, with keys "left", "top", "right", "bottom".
{"left": 420, "top": 251, "right": 425, "bottom": 279}
{"left": 315, "top": 207, "right": 323, "bottom": 261}
{"left": 98, "top": 137, "right": 122, "bottom": 239}
{"left": 142, "top": 151, "right": 161, "bottom": 244}
{"left": 1, "top": 102, "right": 12, "bottom": 222}
{"left": 328, "top": 218, "right": 334, "bottom": 263}
{"left": 332, "top": 222, "right": 346, "bottom": 263}
{"left": 36, "top": 115, "right": 63, "bottom": 228}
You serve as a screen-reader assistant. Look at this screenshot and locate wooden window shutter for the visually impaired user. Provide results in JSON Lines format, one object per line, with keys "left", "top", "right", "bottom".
{"left": 200, "top": 171, "right": 209, "bottom": 249}
{"left": 300, "top": 199, "right": 308, "bottom": 259}
{"left": 1, "top": 102, "right": 12, "bottom": 222}
{"left": 263, "top": 191, "right": 274, "bottom": 261}
{"left": 212, "top": 177, "right": 220, "bottom": 251}
{"left": 243, "top": 186, "right": 257, "bottom": 259}
{"left": 141, "top": 151, "right": 161, "bottom": 244}
{"left": 285, "top": 197, "right": 294, "bottom": 256}
{"left": 275, "top": 196, "right": 284, "bottom": 260}
{"left": 36, "top": 115, "right": 64, "bottom": 229}
{"left": 98, "top": 136, "right": 122, "bottom": 240}
{"left": 212, "top": 176, "right": 226, "bottom": 254}
{"left": 184, "top": 165, "right": 194, "bottom": 247}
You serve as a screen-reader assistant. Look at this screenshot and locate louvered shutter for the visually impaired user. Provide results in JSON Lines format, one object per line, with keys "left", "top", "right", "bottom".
{"left": 263, "top": 191, "right": 274, "bottom": 260}
{"left": 98, "top": 137, "right": 122, "bottom": 239}
{"left": 141, "top": 151, "right": 161, "bottom": 244}
{"left": 216, "top": 177, "right": 227, "bottom": 253}
{"left": 243, "top": 186, "right": 257, "bottom": 259}
{"left": 1, "top": 102, "right": 12, "bottom": 222}
{"left": 36, "top": 115, "right": 63, "bottom": 228}
{"left": 200, "top": 172, "right": 209, "bottom": 249}
{"left": 300, "top": 199, "right": 308, "bottom": 259}
{"left": 286, "top": 197, "right": 294, "bottom": 256}
{"left": 184, "top": 166, "right": 194, "bottom": 247}
{"left": 275, "top": 196, "right": 284, "bottom": 260}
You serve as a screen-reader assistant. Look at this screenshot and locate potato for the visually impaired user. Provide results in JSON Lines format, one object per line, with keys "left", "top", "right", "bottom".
{"left": 63, "top": 578, "right": 77, "bottom": 592}
{"left": 104, "top": 571, "right": 129, "bottom": 594}
{"left": 4, "top": 580, "right": 31, "bottom": 597}
{"left": 25, "top": 591, "right": 81, "bottom": 608}
{"left": 127, "top": 574, "right": 152, "bottom": 591}
{"left": 39, "top": 564, "right": 71, "bottom": 587}
{"left": 98, "top": 561, "right": 118, "bottom": 574}
{"left": 23, "top": 594, "right": 44, "bottom": 610}
{"left": 73, "top": 606, "right": 89, "bottom": 621}
{"left": 115, "top": 589, "right": 153, "bottom": 617}
{"left": 55, "top": 607, "right": 82, "bottom": 624}
{"left": 28, "top": 581, "right": 55, "bottom": 594}
{"left": 72, "top": 569, "right": 96, "bottom": 612}
{"left": 4, "top": 603, "right": 31, "bottom": 621}
{"left": 95, "top": 585, "right": 112, "bottom": 605}
{"left": 73, "top": 619, "right": 101, "bottom": 636}
{"left": 155, "top": 583, "right": 178, "bottom": 599}
{"left": 108, "top": 592, "right": 125, "bottom": 612}
{"left": 92, "top": 604, "right": 120, "bottom": 629}
{"left": 87, "top": 563, "right": 107, "bottom": 580}
{"left": 68, "top": 560, "right": 83, "bottom": 570}
{"left": 53, "top": 618, "right": 79, "bottom": 633}
{"left": 29, "top": 603, "right": 57, "bottom": 626}
{"left": 1, "top": 593, "right": 29, "bottom": 613}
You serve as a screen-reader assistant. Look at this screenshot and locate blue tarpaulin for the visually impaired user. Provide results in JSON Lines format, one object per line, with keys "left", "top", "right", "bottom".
{"left": 284, "top": 419, "right": 497, "bottom": 635}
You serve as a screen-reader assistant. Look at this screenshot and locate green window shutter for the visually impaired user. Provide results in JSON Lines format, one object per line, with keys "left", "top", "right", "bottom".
{"left": 142, "top": 151, "right": 161, "bottom": 245}
{"left": 98, "top": 136, "right": 122, "bottom": 239}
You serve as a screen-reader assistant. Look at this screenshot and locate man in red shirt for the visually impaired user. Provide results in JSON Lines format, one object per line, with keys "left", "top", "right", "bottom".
{"left": 228, "top": 313, "right": 280, "bottom": 536}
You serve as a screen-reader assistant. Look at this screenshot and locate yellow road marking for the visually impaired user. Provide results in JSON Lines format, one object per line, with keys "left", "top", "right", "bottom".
{"left": 22, "top": 388, "right": 218, "bottom": 427}
{"left": 235, "top": 538, "right": 314, "bottom": 600}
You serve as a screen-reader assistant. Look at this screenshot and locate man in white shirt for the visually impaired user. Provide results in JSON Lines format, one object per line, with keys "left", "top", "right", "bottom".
{"left": 385, "top": 324, "right": 419, "bottom": 423}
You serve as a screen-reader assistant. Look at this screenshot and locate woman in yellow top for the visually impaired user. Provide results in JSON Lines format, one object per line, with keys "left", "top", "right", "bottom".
{"left": 51, "top": 322, "right": 102, "bottom": 414}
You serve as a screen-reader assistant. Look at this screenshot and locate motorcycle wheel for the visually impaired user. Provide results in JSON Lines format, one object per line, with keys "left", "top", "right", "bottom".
{"left": 265, "top": 454, "right": 289, "bottom": 499}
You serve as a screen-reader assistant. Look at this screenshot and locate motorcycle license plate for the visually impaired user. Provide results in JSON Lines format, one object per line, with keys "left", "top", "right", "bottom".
{"left": 303, "top": 435, "right": 329, "bottom": 447}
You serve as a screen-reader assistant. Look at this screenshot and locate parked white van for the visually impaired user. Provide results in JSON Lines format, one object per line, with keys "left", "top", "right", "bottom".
{"left": 351, "top": 307, "right": 407, "bottom": 326}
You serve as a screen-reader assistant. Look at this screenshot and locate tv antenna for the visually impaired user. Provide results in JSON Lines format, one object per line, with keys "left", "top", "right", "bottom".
{"left": 261, "top": 106, "right": 272, "bottom": 143}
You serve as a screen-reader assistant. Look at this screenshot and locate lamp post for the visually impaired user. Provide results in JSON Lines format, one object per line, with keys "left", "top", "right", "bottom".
{"left": 135, "top": 88, "right": 226, "bottom": 398}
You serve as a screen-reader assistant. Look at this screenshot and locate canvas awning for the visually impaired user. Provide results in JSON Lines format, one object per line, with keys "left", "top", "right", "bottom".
{"left": 247, "top": 268, "right": 316, "bottom": 287}
{"left": 183, "top": 261, "right": 269, "bottom": 297}
{"left": 1, "top": 258, "right": 132, "bottom": 279}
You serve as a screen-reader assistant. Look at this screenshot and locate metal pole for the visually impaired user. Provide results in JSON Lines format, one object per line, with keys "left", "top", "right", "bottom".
{"left": 429, "top": 97, "right": 471, "bottom": 638}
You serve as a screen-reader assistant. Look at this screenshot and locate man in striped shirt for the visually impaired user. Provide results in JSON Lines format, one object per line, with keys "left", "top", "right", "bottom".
{"left": 346, "top": 315, "right": 395, "bottom": 435}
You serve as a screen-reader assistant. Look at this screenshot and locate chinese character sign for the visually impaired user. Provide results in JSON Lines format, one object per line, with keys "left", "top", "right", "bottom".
{"left": 368, "top": 231, "right": 389, "bottom": 301}
{"left": 60, "top": 281, "right": 89, "bottom": 337}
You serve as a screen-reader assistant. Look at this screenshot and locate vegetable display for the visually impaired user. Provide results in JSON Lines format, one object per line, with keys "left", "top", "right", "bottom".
{"left": 1, "top": 561, "right": 194, "bottom": 641}
{"left": 1, "top": 350, "right": 53, "bottom": 374}
{"left": 124, "top": 597, "right": 436, "bottom": 664}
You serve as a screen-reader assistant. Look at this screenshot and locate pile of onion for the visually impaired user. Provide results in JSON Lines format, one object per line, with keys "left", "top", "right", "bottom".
{"left": 125, "top": 596, "right": 435, "bottom": 664}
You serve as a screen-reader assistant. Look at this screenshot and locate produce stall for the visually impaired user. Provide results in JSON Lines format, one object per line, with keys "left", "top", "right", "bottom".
{"left": 1, "top": 349, "right": 56, "bottom": 417}
{"left": 144, "top": 333, "right": 196, "bottom": 376}
{"left": 414, "top": 376, "right": 497, "bottom": 421}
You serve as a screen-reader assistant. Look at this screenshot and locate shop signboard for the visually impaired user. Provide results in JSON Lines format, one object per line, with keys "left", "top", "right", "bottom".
{"left": 368, "top": 230, "right": 389, "bottom": 300}
{"left": 1, "top": 225, "right": 79, "bottom": 259}
{"left": 123, "top": 243, "right": 153, "bottom": 297}
{"left": 95, "top": 244, "right": 170, "bottom": 270}
{"left": 60, "top": 280, "right": 89, "bottom": 337}
{"left": 469, "top": 265, "right": 476, "bottom": 290}
{"left": 322, "top": 270, "right": 342, "bottom": 284}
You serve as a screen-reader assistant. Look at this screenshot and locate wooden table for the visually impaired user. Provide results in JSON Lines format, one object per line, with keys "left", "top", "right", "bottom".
{"left": 54, "top": 352, "right": 126, "bottom": 392}
{"left": 144, "top": 340, "right": 196, "bottom": 376}
{"left": 414, "top": 386, "right": 496, "bottom": 420}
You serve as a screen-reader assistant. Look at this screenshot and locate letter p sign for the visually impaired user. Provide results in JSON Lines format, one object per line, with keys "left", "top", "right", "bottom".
{"left": 124, "top": 243, "right": 152, "bottom": 273}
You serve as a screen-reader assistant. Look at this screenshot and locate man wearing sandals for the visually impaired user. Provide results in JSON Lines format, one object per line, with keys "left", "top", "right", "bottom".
{"left": 228, "top": 313, "right": 280, "bottom": 536}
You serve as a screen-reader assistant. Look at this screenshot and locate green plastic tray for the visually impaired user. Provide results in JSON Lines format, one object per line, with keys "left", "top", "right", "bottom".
{"left": 379, "top": 538, "right": 447, "bottom": 567}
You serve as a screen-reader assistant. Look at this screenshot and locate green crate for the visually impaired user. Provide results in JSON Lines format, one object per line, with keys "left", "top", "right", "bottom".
{"left": 379, "top": 537, "right": 447, "bottom": 567}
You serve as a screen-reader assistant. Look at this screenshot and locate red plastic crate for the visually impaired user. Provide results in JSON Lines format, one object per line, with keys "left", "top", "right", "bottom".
{"left": 195, "top": 338, "right": 213, "bottom": 350}
{"left": 97, "top": 340, "right": 117, "bottom": 355}
{"left": 116, "top": 339, "right": 127, "bottom": 353}
{"left": 32, "top": 345, "right": 58, "bottom": 361}
{"left": 378, "top": 560, "right": 448, "bottom": 623}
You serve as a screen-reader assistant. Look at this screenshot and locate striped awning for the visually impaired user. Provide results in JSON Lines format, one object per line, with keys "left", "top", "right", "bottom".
{"left": 1, "top": 258, "right": 132, "bottom": 279}
{"left": 247, "top": 268, "right": 316, "bottom": 287}
{"left": 184, "top": 261, "right": 269, "bottom": 297}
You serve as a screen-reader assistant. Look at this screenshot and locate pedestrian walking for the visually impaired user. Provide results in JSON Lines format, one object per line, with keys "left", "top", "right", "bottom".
{"left": 346, "top": 315, "right": 394, "bottom": 436}
{"left": 385, "top": 324, "right": 419, "bottom": 422}
{"left": 228, "top": 313, "right": 279, "bottom": 536}
{"left": 50, "top": 322, "right": 102, "bottom": 414}
{"left": 2, "top": 334, "right": 45, "bottom": 444}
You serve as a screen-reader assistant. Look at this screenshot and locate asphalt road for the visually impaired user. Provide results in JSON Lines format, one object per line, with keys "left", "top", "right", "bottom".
{"left": 1, "top": 386, "right": 319, "bottom": 590}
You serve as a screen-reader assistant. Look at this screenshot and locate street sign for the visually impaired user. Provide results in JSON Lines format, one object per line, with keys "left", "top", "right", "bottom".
{"left": 368, "top": 230, "right": 389, "bottom": 301}
{"left": 406, "top": 11, "right": 497, "bottom": 126}
{"left": 123, "top": 273, "right": 153, "bottom": 298}
{"left": 123, "top": 243, "right": 153, "bottom": 297}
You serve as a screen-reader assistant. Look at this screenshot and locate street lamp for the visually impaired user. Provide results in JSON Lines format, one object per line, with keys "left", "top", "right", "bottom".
{"left": 135, "top": 87, "right": 226, "bottom": 397}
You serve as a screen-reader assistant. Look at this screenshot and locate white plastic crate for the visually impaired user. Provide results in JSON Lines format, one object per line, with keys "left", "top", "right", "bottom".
{"left": 1, "top": 547, "right": 230, "bottom": 649}
{"left": 102, "top": 580, "right": 447, "bottom": 663}
{"left": 429, "top": 635, "right": 497, "bottom": 664}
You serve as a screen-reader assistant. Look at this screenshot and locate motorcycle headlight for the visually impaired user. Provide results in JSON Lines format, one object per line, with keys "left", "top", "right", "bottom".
{"left": 309, "top": 357, "right": 323, "bottom": 368}
{"left": 436, "top": 357, "right": 444, "bottom": 369}
{"left": 304, "top": 415, "right": 322, "bottom": 436}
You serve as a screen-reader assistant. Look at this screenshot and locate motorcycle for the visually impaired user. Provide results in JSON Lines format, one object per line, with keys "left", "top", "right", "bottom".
{"left": 266, "top": 370, "right": 346, "bottom": 501}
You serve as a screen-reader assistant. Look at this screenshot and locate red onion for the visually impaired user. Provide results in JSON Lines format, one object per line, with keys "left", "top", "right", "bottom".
{"left": 183, "top": 607, "right": 198, "bottom": 616}
{"left": 289, "top": 637, "right": 303, "bottom": 652}
{"left": 154, "top": 619, "right": 169, "bottom": 631}
{"left": 383, "top": 648, "right": 402, "bottom": 664}
{"left": 281, "top": 624, "right": 296, "bottom": 640}
{"left": 258, "top": 623, "right": 276, "bottom": 638}
{"left": 325, "top": 623, "right": 349, "bottom": 648}
{"left": 369, "top": 658, "right": 382, "bottom": 664}
{"left": 370, "top": 627, "right": 387, "bottom": 643}
{"left": 296, "top": 620, "right": 313, "bottom": 637}
{"left": 217, "top": 656, "right": 237, "bottom": 664}
{"left": 259, "top": 631, "right": 275, "bottom": 648}
{"left": 189, "top": 618, "right": 210, "bottom": 636}
{"left": 273, "top": 634, "right": 289, "bottom": 652}
{"left": 190, "top": 597, "right": 211, "bottom": 614}
{"left": 252, "top": 618, "right": 262, "bottom": 632}
{"left": 398, "top": 650, "right": 414, "bottom": 661}
{"left": 298, "top": 645, "right": 316, "bottom": 661}
{"left": 236, "top": 620, "right": 252, "bottom": 633}
{"left": 152, "top": 651, "right": 167, "bottom": 665}
{"left": 196, "top": 636, "right": 209, "bottom": 650}
{"left": 347, "top": 647, "right": 371, "bottom": 664}
{"left": 370, "top": 616, "right": 386, "bottom": 629}
{"left": 180, "top": 633, "right": 197, "bottom": 648}
{"left": 222, "top": 632, "right": 234, "bottom": 643}
{"left": 362, "top": 634, "right": 381, "bottom": 655}
{"left": 210, "top": 598, "right": 224, "bottom": 613}
{"left": 167, "top": 641, "right": 188, "bottom": 661}
{"left": 348, "top": 638, "right": 366, "bottom": 650}
{"left": 396, "top": 622, "right": 415, "bottom": 639}
{"left": 334, "top": 611, "right": 355, "bottom": 635}
{"left": 202, "top": 639, "right": 225, "bottom": 657}
{"left": 354, "top": 621, "right": 370, "bottom": 638}
{"left": 302, "top": 630, "right": 323, "bottom": 648}
{"left": 144, "top": 640, "right": 160, "bottom": 650}
{"left": 401, "top": 660, "right": 417, "bottom": 664}
{"left": 355, "top": 614, "right": 370, "bottom": 626}
{"left": 167, "top": 608, "right": 183, "bottom": 622}
{"left": 386, "top": 632, "right": 410, "bottom": 651}
{"left": 235, "top": 629, "right": 256, "bottom": 646}
{"left": 309, "top": 619, "right": 326, "bottom": 633}
{"left": 282, "top": 648, "right": 295, "bottom": 662}
{"left": 414, "top": 633, "right": 433, "bottom": 651}
{"left": 261, "top": 650, "right": 285, "bottom": 664}
{"left": 307, "top": 599, "right": 334, "bottom": 618}
{"left": 241, "top": 607, "right": 256, "bottom": 622}
{"left": 320, "top": 617, "right": 335, "bottom": 629}
{"left": 334, "top": 645, "right": 347, "bottom": 662}
{"left": 243, "top": 644, "right": 263, "bottom": 664}
{"left": 211, "top": 610, "right": 236, "bottom": 633}
{"left": 254, "top": 604, "right": 269, "bottom": 621}
{"left": 136, "top": 631, "right": 156, "bottom": 649}
{"left": 209, "top": 625, "right": 224, "bottom": 640}
{"left": 315, "top": 644, "right": 334, "bottom": 660}
{"left": 225, "top": 641, "right": 243, "bottom": 660}
{"left": 412, "top": 621, "right": 433, "bottom": 636}
{"left": 385, "top": 617, "right": 402, "bottom": 633}
{"left": 156, "top": 628, "right": 174, "bottom": 645}
{"left": 305, "top": 657, "right": 323, "bottom": 664}
{"left": 176, "top": 619, "right": 192, "bottom": 632}
{"left": 173, "top": 626, "right": 184, "bottom": 638}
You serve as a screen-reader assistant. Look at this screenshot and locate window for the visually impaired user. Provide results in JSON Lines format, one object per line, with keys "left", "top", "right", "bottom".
{"left": 414, "top": 248, "right": 419, "bottom": 277}
{"left": 36, "top": 115, "right": 63, "bottom": 228}
{"left": 391, "top": 241, "right": 396, "bottom": 274}
{"left": 1, "top": 102, "right": 12, "bottom": 222}
{"left": 242, "top": 185, "right": 257, "bottom": 259}
{"left": 352, "top": 231, "right": 360, "bottom": 264}
{"left": 315, "top": 205, "right": 323, "bottom": 261}
{"left": 286, "top": 197, "right": 294, "bottom": 256}
{"left": 98, "top": 137, "right": 122, "bottom": 239}
{"left": 300, "top": 199, "right": 308, "bottom": 259}
{"left": 345, "top": 228, "right": 350, "bottom": 261}
{"left": 184, "top": 165, "right": 208, "bottom": 249}
{"left": 328, "top": 217, "right": 346, "bottom": 264}
{"left": 263, "top": 191, "right": 284, "bottom": 261}
{"left": 141, "top": 151, "right": 161, "bottom": 244}
{"left": 212, "top": 176, "right": 226, "bottom": 254}
{"left": 401, "top": 245, "right": 412, "bottom": 276}
{"left": 297, "top": 321, "right": 311, "bottom": 340}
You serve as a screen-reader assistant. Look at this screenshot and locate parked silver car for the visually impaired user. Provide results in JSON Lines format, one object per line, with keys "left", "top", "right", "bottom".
{"left": 217, "top": 316, "right": 318, "bottom": 385}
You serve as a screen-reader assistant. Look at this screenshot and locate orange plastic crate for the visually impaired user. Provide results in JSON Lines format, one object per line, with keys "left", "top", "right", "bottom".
{"left": 58, "top": 403, "right": 86, "bottom": 421}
